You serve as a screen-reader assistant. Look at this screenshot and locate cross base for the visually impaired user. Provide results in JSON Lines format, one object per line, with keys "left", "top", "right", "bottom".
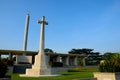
{"left": 26, "top": 68, "right": 51, "bottom": 76}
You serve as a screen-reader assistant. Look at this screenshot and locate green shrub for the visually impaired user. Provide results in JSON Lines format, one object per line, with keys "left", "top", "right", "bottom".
{"left": 99, "top": 53, "right": 120, "bottom": 72}
{"left": 0, "top": 60, "right": 8, "bottom": 78}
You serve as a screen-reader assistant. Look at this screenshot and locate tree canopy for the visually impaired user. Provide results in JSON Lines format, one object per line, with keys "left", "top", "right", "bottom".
{"left": 68, "top": 48, "right": 102, "bottom": 65}
{"left": 68, "top": 48, "right": 94, "bottom": 55}
{"left": 68, "top": 48, "right": 101, "bottom": 59}
{"left": 44, "top": 48, "right": 54, "bottom": 53}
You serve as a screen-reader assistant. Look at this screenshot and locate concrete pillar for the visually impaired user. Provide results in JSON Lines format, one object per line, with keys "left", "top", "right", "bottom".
{"left": 16, "top": 55, "right": 18, "bottom": 64}
{"left": 8, "top": 53, "right": 12, "bottom": 60}
{"left": 83, "top": 58, "right": 86, "bottom": 67}
{"left": 61, "top": 57, "right": 65, "bottom": 65}
{"left": 69, "top": 57, "right": 73, "bottom": 66}
{"left": 74, "top": 56, "right": 78, "bottom": 66}
{"left": 56, "top": 56, "right": 61, "bottom": 62}
{"left": 65, "top": 56, "right": 69, "bottom": 66}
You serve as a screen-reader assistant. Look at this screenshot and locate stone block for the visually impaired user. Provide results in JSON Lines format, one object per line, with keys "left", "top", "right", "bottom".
{"left": 94, "top": 72, "right": 120, "bottom": 80}
{"left": 26, "top": 68, "right": 51, "bottom": 76}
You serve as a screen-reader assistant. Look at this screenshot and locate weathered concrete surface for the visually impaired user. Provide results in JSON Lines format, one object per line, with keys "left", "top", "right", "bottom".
{"left": 94, "top": 72, "right": 120, "bottom": 80}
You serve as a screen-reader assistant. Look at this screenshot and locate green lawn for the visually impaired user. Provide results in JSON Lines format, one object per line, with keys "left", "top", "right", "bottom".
{"left": 8, "top": 68, "right": 98, "bottom": 80}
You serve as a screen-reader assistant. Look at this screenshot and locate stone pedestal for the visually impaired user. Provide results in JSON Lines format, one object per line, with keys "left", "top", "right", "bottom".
{"left": 25, "top": 53, "right": 51, "bottom": 76}
{"left": 26, "top": 68, "right": 51, "bottom": 76}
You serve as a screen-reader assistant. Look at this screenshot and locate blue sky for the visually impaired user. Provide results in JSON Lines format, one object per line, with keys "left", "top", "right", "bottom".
{"left": 0, "top": 0, "right": 120, "bottom": 54}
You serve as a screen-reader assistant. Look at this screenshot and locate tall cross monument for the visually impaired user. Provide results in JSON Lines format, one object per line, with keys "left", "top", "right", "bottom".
{"left": 38, "top": 16, "right": 48, "bottom": 57}
{"left": 32, "top": 16, "right": 49, "bottom": 69}
{"left": 23, "top": 13, "right": 30, "bottom": 51}
{"left": 25, "top": 16, "right": 51, "bottom": 76}
{"left": 16, "top": 13, "right": 32, "bottom": 64}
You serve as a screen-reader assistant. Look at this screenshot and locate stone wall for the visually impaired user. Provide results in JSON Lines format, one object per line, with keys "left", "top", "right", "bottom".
{"left": 94, "top": 72, "right": 120, "bottom": 80}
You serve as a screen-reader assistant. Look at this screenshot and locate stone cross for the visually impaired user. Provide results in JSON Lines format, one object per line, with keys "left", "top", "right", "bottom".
{"left": 38, "top": 16, "right": 48, "bottom": 56}
{"left": 26, "top": 16, "right": 50, "bottom": 75}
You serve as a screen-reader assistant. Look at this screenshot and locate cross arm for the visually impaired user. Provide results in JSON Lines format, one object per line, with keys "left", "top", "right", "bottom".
{"left": 38, "top": 20, "right": 48, "bottom": 25}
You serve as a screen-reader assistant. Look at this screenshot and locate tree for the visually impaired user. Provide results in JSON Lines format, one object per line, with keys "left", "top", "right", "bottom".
{"left": 102, "top": 52, "right": 115, "bottom": 60}
{"left": 68, "top": 48, "right": 101, "bottom": 66}
{"left": 68, "top": 48, "right": 94, "bottom": 55}
{"left": 68, "top": 49, "right": 82, "bottom": 54}
{"left": 99, "top": 53, "right": 120, "bottom": 72}
{"left": 44, "top": 48, "right": 54, "bottom": 53}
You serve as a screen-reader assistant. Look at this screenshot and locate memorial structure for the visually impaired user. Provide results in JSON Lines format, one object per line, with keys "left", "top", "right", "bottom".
{"left": 21, "top": 16, "right": 54, "bottom": 76}
{"left": 0, "top": 14, "right": 80, "bottom": 76}
{"left": 16, "top": 13, "right": 32, "bottom": 64}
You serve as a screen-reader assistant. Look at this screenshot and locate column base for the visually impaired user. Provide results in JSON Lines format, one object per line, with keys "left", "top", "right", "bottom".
{"left": 20, "top": 67, "right": 61, "bottom": 77}
{"left": 26, "top": 68, "right": 51, "bottom": 76}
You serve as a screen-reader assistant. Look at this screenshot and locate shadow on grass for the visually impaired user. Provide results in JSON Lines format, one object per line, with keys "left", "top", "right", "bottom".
{"left": 0, "top": 75, "right": 11, "bottom": 80}
{"left": 61, "top": 73, "right": 73, "bottom": 76}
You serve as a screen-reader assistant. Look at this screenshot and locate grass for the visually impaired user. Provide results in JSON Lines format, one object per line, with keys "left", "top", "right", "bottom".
{"left": 7, "top": 68, "right": 98, "bottom": 80}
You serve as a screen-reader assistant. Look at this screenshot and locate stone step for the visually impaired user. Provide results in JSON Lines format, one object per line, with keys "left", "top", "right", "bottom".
{"left": 73, "top": 78, "right": 97, "bottom": 80}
